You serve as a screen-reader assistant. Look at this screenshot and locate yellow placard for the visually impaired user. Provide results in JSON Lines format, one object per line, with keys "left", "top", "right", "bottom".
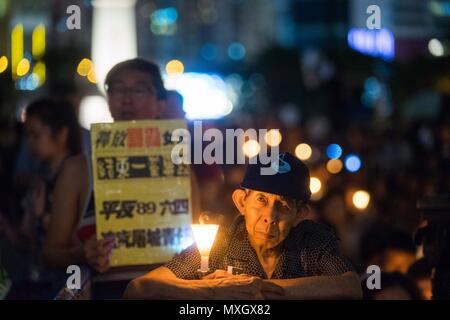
{"left": 91, "top": 120, "right": 193, "bottom": 266}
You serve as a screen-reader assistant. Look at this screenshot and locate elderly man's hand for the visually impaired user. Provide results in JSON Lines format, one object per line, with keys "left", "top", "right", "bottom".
{"left": 202, "top": 269, "right": 237, "bottom": 280}
{"left": 202, "top": 270, "right": 285, "bottom": 299}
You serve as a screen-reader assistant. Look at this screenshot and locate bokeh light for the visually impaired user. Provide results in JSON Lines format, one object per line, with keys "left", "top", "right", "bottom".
{"left": 165, "top": 72, "right": 233, "bottom": 119}
{"left": 79, "top": 95, "right": 113, "bottom": 129}
{"left": 16, "top": 58, "right": 30, "bottom": 76}
{"left": 428, "top": 38, "right": 444, "bottom": 57}
{"left": 309, "top": 177, "right": 322, "bottom": 194}
{"left": 347, "top": 28, "right": 395, "bottom": 61}
{"left": 326, "top": 143, "right": 342, "bottom": 159}
{"left": 32, "top": 24, "right": 45, "bottom": 59}
{"left": 264, "top": 129, "right": 282, "bottom": 147}
{"left": 11, "top": 24, "right": 24, "bottom": 78}
{"left": 242, "top": 139, "right": 261, "bottom": 158}
{"left": 16, "top": 73, "right": 40, "bottom": 91}
{"left": 0, "top": 56, "right": 8, "bottom": 73}
{"left": 87, "top": 69, "right": 97, "bottom": 83}
{"left": 227, "top": 42, "right": 246, "bottom": 60}
{"left": 295, "top": 143, "right": 312, "bottom": 161}
{"left": 326, "top": 159, "right": 343, "bottom": 174}
{"left": 91, "top": 0, "right": 137, "bottom": 93}
{"left": 165, "top": 59, "right": 184, "bottom": 75}
{"left": 77, "top": 58, "right": 93, "bottom": 77}
{"left": 352, "top": 190, "right": 370, "bottom": 210}
{"left": 345, "top": 154, "right": 362, "bottom": 172}
{"left": 32, "top": 61, "right": 46, "bottom": 86}
{"left": 150, "top": 7, "right": 178, "bottom": 36}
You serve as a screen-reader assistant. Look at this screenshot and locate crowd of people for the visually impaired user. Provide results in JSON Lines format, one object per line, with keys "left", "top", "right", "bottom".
{"left": 0, "top": 56, "right": 448, "bottom": 300}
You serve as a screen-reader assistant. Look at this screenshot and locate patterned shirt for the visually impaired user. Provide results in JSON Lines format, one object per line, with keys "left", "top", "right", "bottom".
{"left": 165, "top": 216, "right": 354, "bottom": 280}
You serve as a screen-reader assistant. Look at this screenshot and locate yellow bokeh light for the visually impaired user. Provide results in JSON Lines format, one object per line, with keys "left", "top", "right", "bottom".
{"left": 165, "top": 59, "right": 184, "bottom": 75}
{"left": 310, "top": 177, "right": 322, "bottom": 194}
{"left": 0, "top": 56, "right": 8, "bottom": 73}
{"left": 264, "top": 129, "right": 282, "bottom": 147}
{"left": 295, "top": 143, "right": 312, "bottom": 161}
{"left": 326, "top": 159, "right": 343, "bottom": 174}
{"left": 77, "top": 58, "right": 93, "bottom": 77}
{"left": 87, "top": 69, "right": 97, "bottom": 84}
{"left": 353, "top": 190, "right": 370, "bottom": 210}
{"left": 16, "top": 58, "right": 30, "bottom": 76}
{"left": 32, "top": 24, "right": 46, "bottom": 59}
{"left": 242, "top": 139, "right": 261, "bottom": 158}
{"left": 11, "top": 24, "right": 24, "bottom": 77}
{"left": 33, "top": 61, "right": 46, "bottom": 86}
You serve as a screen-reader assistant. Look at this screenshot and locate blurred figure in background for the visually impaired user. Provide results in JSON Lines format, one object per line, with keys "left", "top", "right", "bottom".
{"left": 363, "top": 272, "right": 422, "bottom": 300}
{"left": 13, "top": 83, "right": 90, "bottom": 193}
{"left": 317, "top": 190, "right": 370, "bottom": 269}
{"left": 360, "top": 224, "right": 416, "bottom": 275}
{"left": 408, "top": 258, "right": 433, "bottom": 300}
{"left": 25, "top": 98, "right": 82, "bottom": 229}
{"left": 0, "top": 119, "right": 23, "bottom": 247}
{"left": 3, "top": 98, "right": 83, "bottom": 299}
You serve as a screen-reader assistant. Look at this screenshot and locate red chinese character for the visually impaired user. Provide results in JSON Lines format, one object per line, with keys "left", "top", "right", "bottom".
{"left": 144, "top": 128, "right": 161, "bottom": 147}
{"left": 127, "top": 128, "right": 143, "bottom": 148}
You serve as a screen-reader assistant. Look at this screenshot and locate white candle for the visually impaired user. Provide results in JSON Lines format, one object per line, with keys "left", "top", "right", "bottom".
{"left": 191, "top": 224, "right": 219, "bottom": 272}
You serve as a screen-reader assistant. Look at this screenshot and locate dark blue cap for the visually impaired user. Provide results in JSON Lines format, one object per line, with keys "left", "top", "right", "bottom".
{"left": 240, "top": 152, "right": 311, "bottom": 201}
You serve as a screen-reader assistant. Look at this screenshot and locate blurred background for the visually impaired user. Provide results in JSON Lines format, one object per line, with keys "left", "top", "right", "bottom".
{"left": 1, "top": 0, "right": 450, "bottom": 300}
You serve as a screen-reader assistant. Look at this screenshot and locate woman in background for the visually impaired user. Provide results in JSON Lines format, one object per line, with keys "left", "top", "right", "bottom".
{"left": 3, "top": 98, "right": 86, "bottom": 298}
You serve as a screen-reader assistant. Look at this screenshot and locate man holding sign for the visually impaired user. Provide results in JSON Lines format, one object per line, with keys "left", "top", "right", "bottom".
{"left": 43, "top": 59, "right": 199, "bottom": 275}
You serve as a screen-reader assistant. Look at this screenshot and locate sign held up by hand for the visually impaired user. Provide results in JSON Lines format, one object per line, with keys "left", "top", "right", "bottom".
{"left": 91, "top": 120, "right": 193, "bottom": 266}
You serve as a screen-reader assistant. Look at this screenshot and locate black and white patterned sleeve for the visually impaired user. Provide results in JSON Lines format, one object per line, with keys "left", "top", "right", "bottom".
{"left": 164, "top": 244, "right": 201, "bottom": 280}
{"left": 318, "top": 233, "right": 355, "bottom": 275}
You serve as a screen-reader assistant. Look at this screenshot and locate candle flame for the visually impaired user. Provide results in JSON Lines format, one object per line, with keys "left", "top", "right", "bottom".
{"left": 191, "top": 224, "right": 219, "bottom": 256}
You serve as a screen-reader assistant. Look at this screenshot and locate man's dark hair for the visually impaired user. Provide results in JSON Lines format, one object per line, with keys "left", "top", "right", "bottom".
{"left": 26, "top": 97, "right": 82, "bottom": 155}
{"left": 104, "top": 58, "right": 167, "bottom": 100}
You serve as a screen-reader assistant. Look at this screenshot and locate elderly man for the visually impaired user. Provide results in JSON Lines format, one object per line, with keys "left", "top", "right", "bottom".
{"left": 124, "top": 152, "right": 362, "bottom": 299}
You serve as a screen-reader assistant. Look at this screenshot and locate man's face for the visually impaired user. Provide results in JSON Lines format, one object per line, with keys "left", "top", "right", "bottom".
{"left": 232, "top": 189, "right": 303, "bottom": 249}
{"left": 107, "top": 69, "right": 164, "bottom": 121}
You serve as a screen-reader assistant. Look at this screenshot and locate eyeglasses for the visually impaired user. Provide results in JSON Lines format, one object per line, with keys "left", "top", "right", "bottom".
{"left": 108, "top": 84, "right": 155, "bottom": 99}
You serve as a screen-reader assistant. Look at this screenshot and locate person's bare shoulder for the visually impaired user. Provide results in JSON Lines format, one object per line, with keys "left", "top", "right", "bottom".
{"left": 63, "top": 154, "right": 86, "bottom": 170}
{"left": 59, "top": 154, "right": 88, "bottom": 183}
